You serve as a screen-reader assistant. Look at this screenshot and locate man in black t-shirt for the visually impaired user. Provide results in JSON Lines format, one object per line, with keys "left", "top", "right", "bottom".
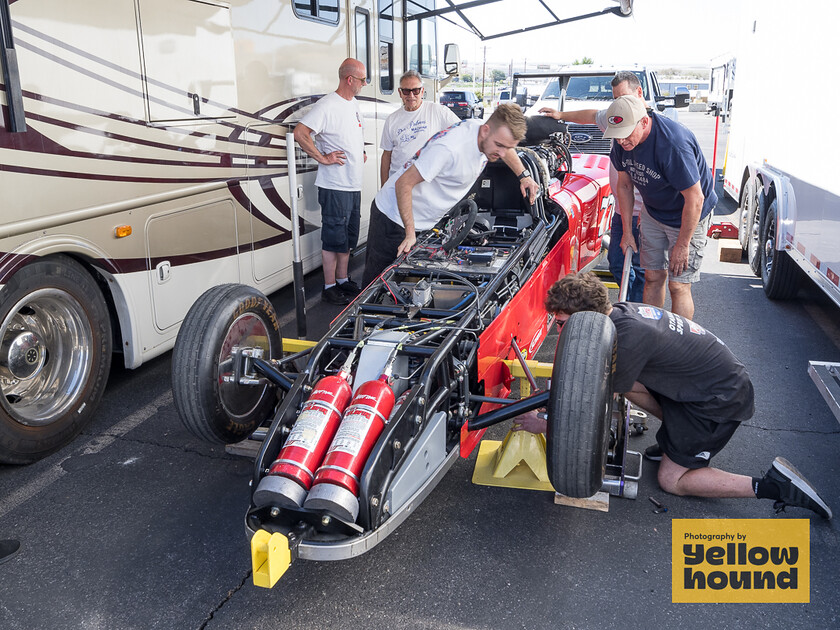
{"left": 516, "top": 272, "right": 831, "bottom": 519}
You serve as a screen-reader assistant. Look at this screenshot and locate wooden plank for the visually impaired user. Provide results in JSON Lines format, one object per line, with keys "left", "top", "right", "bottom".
{"left": 554, "top": 490, "right": 610, "bottom": 512}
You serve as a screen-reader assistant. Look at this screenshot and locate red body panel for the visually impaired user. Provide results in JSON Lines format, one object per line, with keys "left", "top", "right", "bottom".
{"left": 461, "top": 154, "right": 613, "bottom": 457}
{"left": 312, "top": 377, "right": 395, "bottom": 496}
{"left": 267, "top": 374, "right": 353, "bottom": 490}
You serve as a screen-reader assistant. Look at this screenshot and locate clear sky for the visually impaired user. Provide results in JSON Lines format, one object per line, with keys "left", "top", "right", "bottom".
{"left": 437, "top": 0, "right": 744, "bottom": 70}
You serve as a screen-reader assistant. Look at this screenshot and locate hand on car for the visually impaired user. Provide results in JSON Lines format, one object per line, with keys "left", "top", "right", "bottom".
{"left": 539, "top": 107, "right": 560, "bottom": 120}
{"left": 397, "top": 234, "right": 417, "bottom": 256}
{"left": 512, "top": 409, "right": 547, "bottom": 434}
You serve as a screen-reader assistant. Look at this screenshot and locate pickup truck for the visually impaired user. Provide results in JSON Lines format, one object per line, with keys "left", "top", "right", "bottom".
{"left": 513, "top": 66, "right": 688, "bottom": 155}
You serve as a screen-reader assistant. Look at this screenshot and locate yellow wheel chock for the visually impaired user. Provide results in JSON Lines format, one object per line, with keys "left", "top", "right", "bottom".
{"left": 251, "top": 529, "right": 292, "bottom": 588}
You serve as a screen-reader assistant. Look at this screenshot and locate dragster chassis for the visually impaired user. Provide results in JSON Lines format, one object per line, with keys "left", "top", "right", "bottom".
{"left": 172, "top": 129, "right": 640, "bottom": 586}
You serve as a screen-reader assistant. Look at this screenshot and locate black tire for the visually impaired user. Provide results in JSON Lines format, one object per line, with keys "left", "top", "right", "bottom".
{"left": 172, "top": 284, "right": 281, "bottom": 444}
{"left": 761, "top": 199, "right": 801, "bottom": 299}
{"left": 746, "top": 183, "right": 764, "bottom": 276}
{"left": 0, "top": 255, "right": 112, "bottom": 464}
{"left": 546, "top": 311, "right": 616, "bottom": 497}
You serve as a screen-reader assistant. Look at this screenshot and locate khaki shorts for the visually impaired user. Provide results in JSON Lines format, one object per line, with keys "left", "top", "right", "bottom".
{"left": 639, "top": 209, "right": 712, "bottom": 283}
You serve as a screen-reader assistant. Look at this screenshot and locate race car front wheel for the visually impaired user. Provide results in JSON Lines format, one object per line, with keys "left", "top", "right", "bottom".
{"left": 172, "top": 284, "right": 281, "bottom": 444}
{"left": 546, "top": 311, "right": 616, "bottom": 497}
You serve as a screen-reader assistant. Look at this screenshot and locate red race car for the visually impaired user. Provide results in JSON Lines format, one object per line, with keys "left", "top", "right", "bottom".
{"left": 172, "top": 121, "right": 631, "bottom": 587}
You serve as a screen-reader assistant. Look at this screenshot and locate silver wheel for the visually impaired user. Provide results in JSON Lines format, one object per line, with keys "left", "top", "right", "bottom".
{"left": 0, "top": 256, "right": 112, "bottom": 464}
{"left": 218, "top": 312, "right": 274, "bottom": 421}
{"left": 0, "top": 289, "right": 93, "bottom": 425}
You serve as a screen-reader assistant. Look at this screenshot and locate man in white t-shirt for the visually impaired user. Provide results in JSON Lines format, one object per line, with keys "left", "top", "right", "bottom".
{"left": 380, "top": 70, "right": 459, "bottom": 183}
{"left": 363, "top": 104, "right": 538, "bottom": 286}
{"left": 539, "top": 71, "right": 646, "bottom": 301}
{"left": 294, "top": 58, "right": 367, "bottom": 305}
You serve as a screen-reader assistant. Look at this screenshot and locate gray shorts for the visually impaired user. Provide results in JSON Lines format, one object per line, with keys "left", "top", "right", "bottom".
{"left": 639, "top": 209, "right": 711, "bottom": 283}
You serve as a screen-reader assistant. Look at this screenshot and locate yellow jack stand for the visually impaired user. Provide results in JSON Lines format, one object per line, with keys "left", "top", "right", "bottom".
{"left": 251, "top": 530, "right": 292, "bottom": 588}
{"left": 472, "top": 429, "right": 555, "bottom": 492}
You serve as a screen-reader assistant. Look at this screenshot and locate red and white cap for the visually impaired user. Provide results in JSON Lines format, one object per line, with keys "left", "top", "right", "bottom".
{"left": 602, "top": 95, "right": 647, "bottom": 139}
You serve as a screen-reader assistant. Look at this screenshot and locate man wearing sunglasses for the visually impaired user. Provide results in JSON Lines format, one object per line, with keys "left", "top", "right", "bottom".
{"left": 515, "top": 271, "right": 831, "bottom": 520}
{"left": 294, "top": 58, "right": 368, "bottom": 305}
{"left": 379, "top": 70, "right": 459, "bottom": 184}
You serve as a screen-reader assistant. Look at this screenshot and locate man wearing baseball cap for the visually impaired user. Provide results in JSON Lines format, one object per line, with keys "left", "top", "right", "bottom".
{"left": 605, "top": 94, "right": 717, "bottom": 320}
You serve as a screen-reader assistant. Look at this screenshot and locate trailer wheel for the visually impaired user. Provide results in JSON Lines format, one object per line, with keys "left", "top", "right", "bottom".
{"left": 761, "top": 199, "right": 801, "bottom": 300}
{"left": 746, "top": 183, "right": 764, "bottom": 277}
{"left": 546, "top": 311, "right": 616, "bottom": 498}
{"left": 0, "top": 256, "right": 112, "bottom": 464}
{"left": 172, "top": 284, "right": 281, "bottom": 444}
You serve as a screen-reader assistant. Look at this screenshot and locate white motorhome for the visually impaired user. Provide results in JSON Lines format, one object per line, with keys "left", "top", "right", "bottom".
{"left": 0, "top": 0, "right": 458, "bottom": 463}
{"left": 722, "top": 0, "right": 840, "bottom": 420}
{"left": 516, "top": 66, "right": 687, "bottom": 155}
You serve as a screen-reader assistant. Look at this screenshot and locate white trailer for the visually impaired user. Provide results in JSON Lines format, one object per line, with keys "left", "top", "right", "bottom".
{"left": 722, "top": 0, "right": 840, "bottom": 420}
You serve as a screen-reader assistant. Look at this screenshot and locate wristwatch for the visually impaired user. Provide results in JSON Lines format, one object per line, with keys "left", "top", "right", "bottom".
{"left": 517, "top": 169, "right": 531, "bottom": 180}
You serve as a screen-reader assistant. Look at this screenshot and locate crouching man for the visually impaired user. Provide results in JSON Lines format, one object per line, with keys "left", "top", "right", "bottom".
{"left": 518, "top": 272, "right": 831, "bottom": 519}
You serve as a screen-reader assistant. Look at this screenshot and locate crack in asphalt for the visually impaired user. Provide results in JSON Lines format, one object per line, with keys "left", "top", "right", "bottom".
{"left": 739, "top": 421, "right": 840, "bottom": 435}
{"left": 198, "top": 570, "right": 253, "bottom": 630}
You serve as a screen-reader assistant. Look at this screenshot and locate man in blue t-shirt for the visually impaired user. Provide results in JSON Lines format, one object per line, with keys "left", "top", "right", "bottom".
{"left": 604, "top": 95, "right": 717, "bottom": 320}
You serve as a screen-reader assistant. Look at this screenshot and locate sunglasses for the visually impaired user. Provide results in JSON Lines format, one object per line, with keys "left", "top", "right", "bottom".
{"left": 399, "top": 87, "right": 423, "bottom": 96}
{"left": 351, "top": 75, "right": 368, "bottom": 84}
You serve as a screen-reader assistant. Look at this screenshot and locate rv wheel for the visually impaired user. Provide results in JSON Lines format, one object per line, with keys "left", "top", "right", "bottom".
{"left": 0, "top": 256, "right": 112, "bottom": 464}
{"left": 545, "top": 311, "right": 616, "bottom": 498}
{"left": 172, "top": 284, "right": 281, "bottom": 444}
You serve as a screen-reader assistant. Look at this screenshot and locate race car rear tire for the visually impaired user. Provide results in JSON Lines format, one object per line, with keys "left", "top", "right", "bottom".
{"left": 172, "top": 284, "right": 281, "bottom": 444}
{"left": 546, "top": 311, "right": 616, "bottom": 498}
{"left": 761, "top": 199, "right": 801, "bottom": 300}
{"left": 0, "top": 255, "right": 112, "bottom": 464}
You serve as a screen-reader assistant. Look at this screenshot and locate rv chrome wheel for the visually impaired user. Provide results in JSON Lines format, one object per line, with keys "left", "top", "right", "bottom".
{"left": 0, "top": 289, "right": 92, "bottom": 425}
{"left": 0, "top": 256, "right": 112, "bottom": 464}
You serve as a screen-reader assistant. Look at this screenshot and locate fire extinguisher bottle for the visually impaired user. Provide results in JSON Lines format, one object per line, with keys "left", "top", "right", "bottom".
{"left": 252, "top": 349, "right": 359, "bottom": 509}
{"left": 304, "top": 370, "right": 396, "bottom": 522}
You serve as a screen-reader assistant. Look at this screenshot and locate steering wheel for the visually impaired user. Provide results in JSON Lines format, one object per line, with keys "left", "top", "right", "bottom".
{"left": 440, "top": 199, "right": 478, "bottom": 252}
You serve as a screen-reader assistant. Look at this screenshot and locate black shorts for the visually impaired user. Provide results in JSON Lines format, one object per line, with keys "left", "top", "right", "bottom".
{"left": 318, "top": 187, "right": 360, "bottom": 253}
{"left": 653, "top": 392, "right": 741, "bottom": 469}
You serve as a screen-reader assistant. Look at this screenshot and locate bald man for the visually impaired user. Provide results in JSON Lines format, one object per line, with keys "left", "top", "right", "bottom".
{"left": 295, "top": 58, "right": 368, "bottom": 305}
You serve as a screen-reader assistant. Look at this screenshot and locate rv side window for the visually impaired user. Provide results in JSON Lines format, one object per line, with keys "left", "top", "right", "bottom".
{"left": 405, "top": 0, "right": 437, "bottom": 77}
{"left": 355, "top": 9, "right": 371, "bottom": 81}
{"left": 378, "top": 0, "right": 394, "bottom": 92}
{"left": 293, "top": 0, "right": 340, "bottom": 25}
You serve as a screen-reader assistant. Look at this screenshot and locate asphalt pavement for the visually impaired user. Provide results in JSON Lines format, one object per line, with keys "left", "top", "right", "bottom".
{"left": 1, "top": 111, "right": 839, "bottom": 630}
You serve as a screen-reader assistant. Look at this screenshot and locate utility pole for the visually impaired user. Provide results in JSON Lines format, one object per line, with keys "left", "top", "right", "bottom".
{"left": 481, "top": 46, "right": 486, "bottom": 105}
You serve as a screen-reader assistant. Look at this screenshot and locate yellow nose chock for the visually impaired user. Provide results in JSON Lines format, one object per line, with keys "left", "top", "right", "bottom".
{"left": 471, "top": 429, "right": 555, "bottom": 491}
{"left": 251, "top": 529, "right": 292, "bottom": 588}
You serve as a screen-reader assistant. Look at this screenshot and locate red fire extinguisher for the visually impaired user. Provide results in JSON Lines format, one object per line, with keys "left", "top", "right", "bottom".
{"left": 252, "top": 346, "right": 361, "bottom": 509}
{"left": 304, "top": 360, "right": 398, "bottom": 522}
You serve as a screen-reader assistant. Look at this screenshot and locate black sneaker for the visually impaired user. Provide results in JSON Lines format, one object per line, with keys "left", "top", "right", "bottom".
{"left": 644, "top": 444, "right": 663, "bottom": 462}
{"left": 322, "top": 285, "right": 350, "bottom": 305}
{"left": 763, "top": 457, "right": 832, "bottom": 519}
{"left": 337, "top": 278, "right": 361, "bottom": 296}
